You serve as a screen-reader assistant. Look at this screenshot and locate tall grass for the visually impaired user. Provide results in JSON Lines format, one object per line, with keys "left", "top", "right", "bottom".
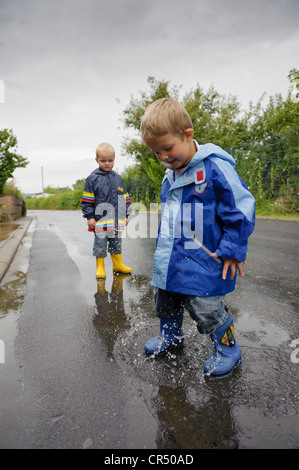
{"left": 25, "top": 189, "right": 82, "bottom": 210}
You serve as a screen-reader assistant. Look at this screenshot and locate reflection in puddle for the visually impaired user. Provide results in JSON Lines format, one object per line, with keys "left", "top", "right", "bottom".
{"left": 0, "top": 224, "right": 20, "bottom": 243}
{"left": 0, "top": 270, "right": 28, "bottom": 447}
{"left": 28, "top": 212, "right": 298, "bottom": 449}
{"left": 92, "top": 273, "right": 299, "bottom": 448}
{"left": 153, "top": 383, "right": 239, "bottom": 449}
{"left": 93, "top": 274, "right": 131, "bottom": 358}
{"left": 0, "top": 271, "right": 26, "bottom": 318}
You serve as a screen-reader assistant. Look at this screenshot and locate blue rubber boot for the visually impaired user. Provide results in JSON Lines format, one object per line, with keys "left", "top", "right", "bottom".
{"left": 145, "top": 314, "right": 184, "bottom": 357}
{"left": 204, "top": 308, "right": 241, "bottom": 378}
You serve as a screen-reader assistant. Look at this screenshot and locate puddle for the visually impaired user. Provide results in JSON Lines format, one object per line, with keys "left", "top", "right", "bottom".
{"left": 0, "top": 223, "right": 20, "bottom": 245}
{"left": 93, "top": 278, "right": 299, "bottom": 448}
{"left": 0, "top": 220, "right": 36, "bottom": 448}
{"left": 11, "top": 212, "right": 297, "bottom": 449}
{"left": 233, "top": 406, "right": 299, "bottom": 449}
{"left": 0, "top": 271, "right": 26, "bottom": 318}
{"left": 0, "top": 271, "right": 28, "bottom": 447}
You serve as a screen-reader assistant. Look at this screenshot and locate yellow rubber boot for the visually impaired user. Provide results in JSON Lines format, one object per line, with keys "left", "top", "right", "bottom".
{"left": 111, "top": 253, "right": 133, "bottom": 274}
{"left": 96, "top": 257, "right": 106, "bottom": 279}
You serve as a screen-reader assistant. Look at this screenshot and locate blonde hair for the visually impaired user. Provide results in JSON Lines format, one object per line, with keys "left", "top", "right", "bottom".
{"left": 96, "top": 142, "right": 115, "bottom": 159}
{"left": 140, "top": 98, "right": 193, "bottom": 142}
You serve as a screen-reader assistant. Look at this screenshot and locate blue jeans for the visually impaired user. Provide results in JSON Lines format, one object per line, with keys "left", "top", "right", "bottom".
{"left": 154, "top": 287, "right": 228, "bottom": 335}
{"left": 93, "top": 231, "right": 122, "bottom": 258}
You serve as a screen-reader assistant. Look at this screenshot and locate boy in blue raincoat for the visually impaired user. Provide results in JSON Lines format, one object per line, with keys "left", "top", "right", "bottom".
{"left": 140, "top": 98, "right": 255, "bottom": 378}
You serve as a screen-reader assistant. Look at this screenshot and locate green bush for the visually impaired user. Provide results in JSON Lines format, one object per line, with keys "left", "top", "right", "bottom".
{"left": 25, "top": 188, "right": 82, "bottom": 210}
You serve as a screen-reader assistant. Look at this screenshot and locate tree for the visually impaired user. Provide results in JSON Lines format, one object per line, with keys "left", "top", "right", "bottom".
{"left": 121, "top": 77, "right": 180, "bottom": 198}
{"left": 120, "top": 76, "right": 248, "bottom": 200}
{"left": 0, "top": 129, "right": 28, "bottom": 195}
{"left": 120, "top": 71, "right": 299, "bottom": 211}
{"left": 72, "top": 178, "right": 85, "bottom": 192}
{"left": 230, "top": 71, "right": 299, "bottom": 208}
{"left": 183, "top": 84, "right": 247, "bottom": 149}
{"left": 288, "top": 68, "right": 299, "bottom": 102}
{"left": 121, "top": 163, "right": 158, "bottom": 205}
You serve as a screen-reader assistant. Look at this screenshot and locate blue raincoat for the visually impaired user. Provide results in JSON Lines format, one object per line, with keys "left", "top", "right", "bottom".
{"left": 152, "top": 141, "right": 255, "bottom": 297}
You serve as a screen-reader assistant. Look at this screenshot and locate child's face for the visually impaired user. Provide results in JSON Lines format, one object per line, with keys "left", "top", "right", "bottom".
{"left": 146, "top": 129, "right": 196, "bottom": 170}
{"left": 96, "top": 151, "right": 115, "bottom": 172}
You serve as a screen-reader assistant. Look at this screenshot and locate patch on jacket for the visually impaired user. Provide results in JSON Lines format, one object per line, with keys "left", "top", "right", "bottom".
{"left": 195, "top": 168, "right": 205, "bottom": 184}
{"left": 196, "top": 170, "right": 204, "bottom": 182}
{"left": 193, "top": 181, "right": 209, "bottom": 195}
{"left": 193, "top": 164, "right": 208, "bottom": 195}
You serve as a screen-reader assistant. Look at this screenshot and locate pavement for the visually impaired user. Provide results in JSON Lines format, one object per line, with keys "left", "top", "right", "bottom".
{"left": 0, "top": 216, "right": 33, "bottom": 284}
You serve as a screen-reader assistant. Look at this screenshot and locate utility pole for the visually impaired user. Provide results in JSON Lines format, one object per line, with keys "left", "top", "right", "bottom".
{"left": 41, "top": 166, "right": 44, "bottom": 197}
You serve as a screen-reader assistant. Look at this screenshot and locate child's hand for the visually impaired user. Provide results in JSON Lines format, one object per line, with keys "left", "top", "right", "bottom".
{"left": 211, "top": 253, "right": 246, "bottom": 280}
{"left": 88, "top": 218, "right": 96, "bottom": 229}
{"left": 125, "top": 218, "right": 129, "bottom": 226}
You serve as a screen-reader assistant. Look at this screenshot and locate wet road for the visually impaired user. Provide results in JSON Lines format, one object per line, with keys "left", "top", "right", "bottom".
{"left": 0, "top": 210, "right": 298, "bottom": 449}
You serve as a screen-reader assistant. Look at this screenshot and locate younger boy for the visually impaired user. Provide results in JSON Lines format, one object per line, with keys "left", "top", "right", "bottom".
{"left": 140, "top": 98, "right": 255, "bottom": 378}
{"left": 81, "top": 142, "right": 132, "bottom": 279}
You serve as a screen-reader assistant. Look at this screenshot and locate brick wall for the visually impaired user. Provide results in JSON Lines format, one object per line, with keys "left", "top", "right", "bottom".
{"left": 0, "top": 196, "right": 23, "bottom": 221}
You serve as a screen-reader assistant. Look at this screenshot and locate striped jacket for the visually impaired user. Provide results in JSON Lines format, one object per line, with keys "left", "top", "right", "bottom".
{"left": 81, "top": 168, "right": 131, "bottom": 232}
{"left": 152, "top": 141, "right": 255, "bottom": 297}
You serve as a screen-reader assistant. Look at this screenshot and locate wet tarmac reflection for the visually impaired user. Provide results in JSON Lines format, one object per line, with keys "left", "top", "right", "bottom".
{"left": 91, "top": 266, "right": 299, "bottom": 449}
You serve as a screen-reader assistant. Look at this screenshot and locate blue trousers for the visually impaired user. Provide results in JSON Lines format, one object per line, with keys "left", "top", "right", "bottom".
{"left": 154, "top": 287, "right": 228, "bottom": 335}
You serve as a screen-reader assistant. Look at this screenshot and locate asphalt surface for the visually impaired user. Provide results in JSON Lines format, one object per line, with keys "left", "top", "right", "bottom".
{"left": 0, "top": 211, "right": 298, "bottom": 450}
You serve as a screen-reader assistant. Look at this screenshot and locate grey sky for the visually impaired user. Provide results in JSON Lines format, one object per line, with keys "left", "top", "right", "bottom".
{"left": 0, "top": 0, "right": 298, "bottom": 193}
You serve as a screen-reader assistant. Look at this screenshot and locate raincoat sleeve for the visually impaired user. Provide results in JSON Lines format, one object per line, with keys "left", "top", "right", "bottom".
{"left": 213, "top": 161, "right": 255, "bottom": 262}
{"left": 121, "top": 178, "right": 132, "bottom": 218}
{"left": 81, "top": 176, "right": 96, "bottom": 219}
